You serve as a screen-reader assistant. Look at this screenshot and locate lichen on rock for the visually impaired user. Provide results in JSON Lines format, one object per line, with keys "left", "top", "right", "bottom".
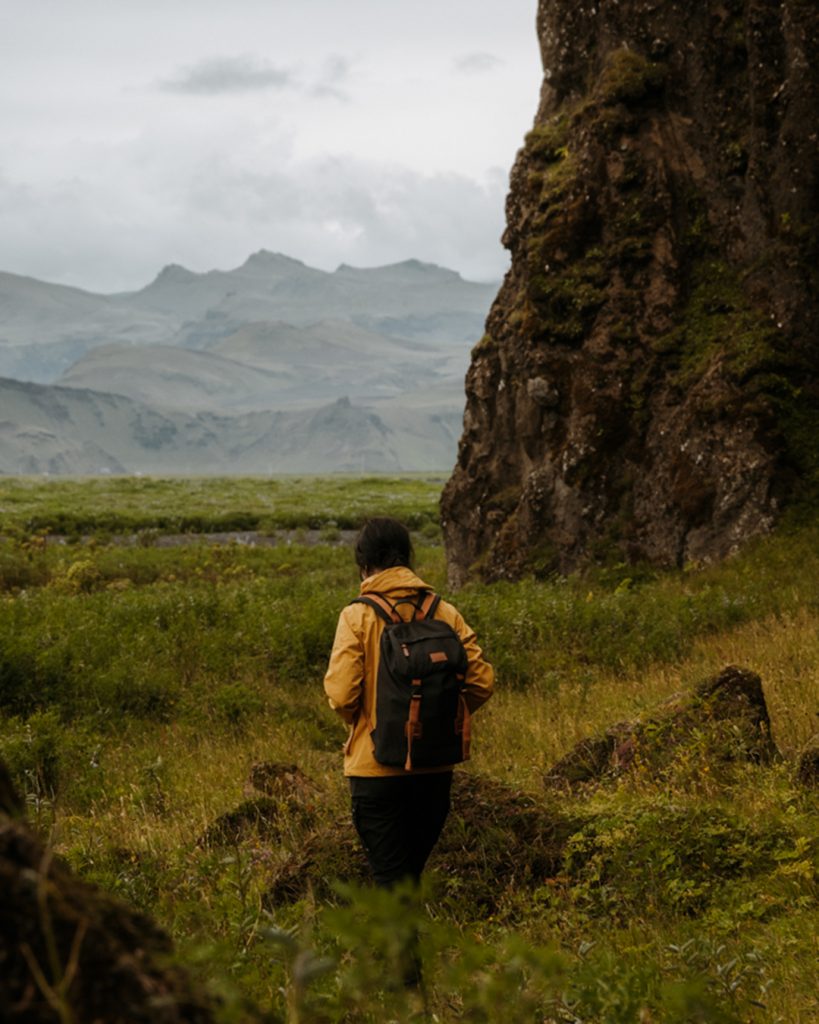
{"left": 443, "top": 0, "right": 819, "bottom": 583}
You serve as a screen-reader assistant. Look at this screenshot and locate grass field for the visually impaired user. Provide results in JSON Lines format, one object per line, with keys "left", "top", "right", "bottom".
{"left": 0, "top": 474, "right": 444, "bottom": 536}
{"left": 1, "top": 477, "right": 817, "bottom": 1022}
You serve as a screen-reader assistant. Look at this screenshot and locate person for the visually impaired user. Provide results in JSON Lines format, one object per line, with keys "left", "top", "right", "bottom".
{"left": 324, "top": 516, "right": 494, "bottom": 890}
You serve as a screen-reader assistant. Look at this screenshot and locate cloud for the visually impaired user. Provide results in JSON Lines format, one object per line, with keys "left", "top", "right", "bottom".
{"left": 454, "top": 52, "right": 503, "bottom": 75}
{"left": 175, "top": 152, "right": 509, "bottom": 284}
{"left": 159, "top": 55, "right": 295, "bottom": 95}
{"left": 0, "top": 142, "right": 509, "bottom": 292}
{"left": 311, "top": 54, "right": 353, "bottom": 101}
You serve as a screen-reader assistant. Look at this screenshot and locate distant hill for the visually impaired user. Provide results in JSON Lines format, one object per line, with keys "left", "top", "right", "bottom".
{"left": 58, "top": 320, "right": 466, "bottom": 413}
{"left": 57, "top": 342, "right": 297, "bottom": 412}
{"left": 0, "top": 273, "right": 177, "bottom": 381}
{"left": 0, "top": 378, "right": 460, "bottom": 475}
{"left": 0, "top": 252, "right": 497, "bottom": 473}
{"left": 128, "top": 253, "right": 493, "bottom": 338}
{"left": 0, "top": 253, "right": 495, "bottom": 383}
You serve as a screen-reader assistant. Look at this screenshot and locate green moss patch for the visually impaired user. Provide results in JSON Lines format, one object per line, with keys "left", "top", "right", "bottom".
{"left": 652, "top": 260, "right": 784, "bottom": 389}
{"left": 595, "top": 48, "right": 669, "bottom": 106}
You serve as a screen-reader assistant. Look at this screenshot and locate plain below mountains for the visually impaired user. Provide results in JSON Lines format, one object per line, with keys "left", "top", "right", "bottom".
{"left": 0, "top": 253, "right": 497, "bottom": 474}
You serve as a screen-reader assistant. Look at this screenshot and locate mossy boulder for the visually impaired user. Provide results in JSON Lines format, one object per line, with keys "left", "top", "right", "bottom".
{"left": 198, "top": 796, "right": 303, "bottom": 847}
{"left": 246, "top": 761, "right": 318, "bottom": 801}
{"left": 544, "top": 665, "right": 779, "bottom": 790}
{"left": 199, "top": 763, "right": 319, "bottom": 847}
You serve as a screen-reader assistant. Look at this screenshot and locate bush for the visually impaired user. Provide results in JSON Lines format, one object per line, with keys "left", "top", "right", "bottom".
{"left": 561, "top": 802, "right": 798, "bottom": 919}
{"left": 0, "top": 710, "right": 104, "bottom": 812}
{"left": 211, "top": 683, "right": 265, "bottom": 727}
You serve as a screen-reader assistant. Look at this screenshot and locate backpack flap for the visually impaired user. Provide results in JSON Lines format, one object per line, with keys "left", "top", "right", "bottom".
{"left": 373, "top": 617, "right": 470, "bottom": 770}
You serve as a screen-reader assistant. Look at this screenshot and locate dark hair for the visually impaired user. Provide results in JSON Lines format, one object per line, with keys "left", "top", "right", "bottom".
{"left": 354, "top": 517, "right": 414, "bottom": 573}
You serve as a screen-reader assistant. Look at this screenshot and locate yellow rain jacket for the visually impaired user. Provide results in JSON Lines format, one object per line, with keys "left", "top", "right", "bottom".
{"left": 324, "top": 566, "right": 494, "bottom": 777}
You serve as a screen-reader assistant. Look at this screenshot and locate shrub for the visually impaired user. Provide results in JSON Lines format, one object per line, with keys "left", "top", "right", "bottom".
{"left": 561, "top": 802, "right": 798, "bottom": 919}
{"left": 211, "top": 683, "right": 265, "bottom": 727}
{"left": 51, "top": 558, "right": 103, "bottom": 593}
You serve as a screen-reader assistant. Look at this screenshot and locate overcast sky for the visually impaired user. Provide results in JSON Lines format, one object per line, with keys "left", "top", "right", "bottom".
{"left": 1, "top": 0, "right": 542, "bottom": 293}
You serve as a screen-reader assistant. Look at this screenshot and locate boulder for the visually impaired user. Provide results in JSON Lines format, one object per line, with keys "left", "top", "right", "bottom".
{"left": 544, "top": 665, "right": 779, "bottom": 790}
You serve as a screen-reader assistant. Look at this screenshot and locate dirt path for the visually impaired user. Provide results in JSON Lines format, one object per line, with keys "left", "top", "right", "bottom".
{"left": 32, "top": 529, "right": 361, "bottom": 548}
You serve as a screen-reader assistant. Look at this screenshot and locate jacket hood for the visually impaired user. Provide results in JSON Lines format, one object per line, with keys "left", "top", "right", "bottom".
{"left": 359, "top": 566, "right": 432, "bottom": 597}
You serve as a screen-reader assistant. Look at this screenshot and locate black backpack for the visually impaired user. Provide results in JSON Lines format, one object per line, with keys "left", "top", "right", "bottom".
{"left": 352, "top": 590, "right": 472, "bottom": 771}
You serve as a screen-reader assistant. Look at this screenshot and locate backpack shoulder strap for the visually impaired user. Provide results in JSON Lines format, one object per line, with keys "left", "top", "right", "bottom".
{"left": 350, "top": 589, "right": 441, "bottom": 623}
{"left": 386, "top": 589, "right": 442, "bottom": 621}
{"left": 350, "top": 593, "right": 400, "bottom": 624}
{"left": 415, "top": 590, "right": 441, "bottom": 621}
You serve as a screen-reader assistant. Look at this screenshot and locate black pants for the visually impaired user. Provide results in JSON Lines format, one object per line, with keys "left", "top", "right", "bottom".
{"left": 350, "top": 772, "right": 453, "bottom": 888}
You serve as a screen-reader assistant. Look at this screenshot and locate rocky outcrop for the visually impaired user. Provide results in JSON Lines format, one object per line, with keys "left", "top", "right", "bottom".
{"left": 544, "top": 665, "right": 779, "bottom": 790}
{"left": 443, "top": 0, "right": 819, "bottom": 582}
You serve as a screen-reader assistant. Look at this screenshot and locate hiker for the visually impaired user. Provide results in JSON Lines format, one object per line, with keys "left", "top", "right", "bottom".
{"left": 324, "top": 516, "right": 494, "bottom": 889}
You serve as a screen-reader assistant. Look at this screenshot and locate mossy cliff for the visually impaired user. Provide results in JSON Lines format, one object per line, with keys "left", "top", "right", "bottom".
{"left": 442, "top": 0, "right": 819, "bottom": 583}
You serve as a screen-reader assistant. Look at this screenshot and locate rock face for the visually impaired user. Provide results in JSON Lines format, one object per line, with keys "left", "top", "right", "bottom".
{"left": 443, "top": 0, "right": 819, "bottom": 583}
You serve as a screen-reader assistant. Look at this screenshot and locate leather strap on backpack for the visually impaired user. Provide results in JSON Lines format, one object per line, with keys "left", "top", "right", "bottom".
{"left": 404, "top": 683, "right": 423, "bottom": 770}
{"left": 414, "top": 591, "right": 441, "bottom": 620}
{"left": 351, "top": 593, "right": 401, "bottom": 623}
{"left": 455, "top": 691, "right": 472, "bottom": 762}
{"left": 351, "top": 590, "right": 440, "bottom": 623}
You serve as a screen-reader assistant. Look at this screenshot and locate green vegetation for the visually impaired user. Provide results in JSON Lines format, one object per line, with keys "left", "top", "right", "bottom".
{"left": 519, "top": 49, "right": 671, "bottom": 348}
{"left": 525, "top": 114, "right": 570, "bottom": 163}
{"left": 594, "top": 49, "right": 668, "bottom": 106}
{"left": 0, "top": 474, "right": 444, "bottom": 536}
{"left": 651, "top": 260, "right": 784, "bottom": 390}
{"left": 1, "top": 477, "right": 817, "bottom": 1022}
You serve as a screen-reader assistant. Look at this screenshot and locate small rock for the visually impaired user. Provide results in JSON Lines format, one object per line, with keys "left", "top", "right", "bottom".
{"left": 247, "top": 761, "right": 318, "bottom": 802}
{"left": 527, "top": 376, "right": 560, "bottom": 407}
{"left": 796, "top": 735, "right": 819, "bottom": 788}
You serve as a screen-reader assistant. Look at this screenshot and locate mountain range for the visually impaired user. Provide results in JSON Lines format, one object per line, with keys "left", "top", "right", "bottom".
{"left": 0, "top": 253, "right": 497, "bottom": 474}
